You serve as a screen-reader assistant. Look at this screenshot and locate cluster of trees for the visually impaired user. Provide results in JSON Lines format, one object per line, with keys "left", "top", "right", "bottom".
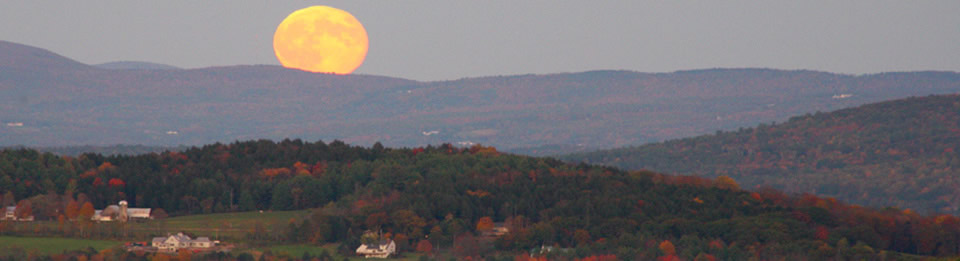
{"left": 3, "top": 138, "right": 960, "bottom": 258}
{"left": 564, "top": 94, "right": 960, "bottom": 214}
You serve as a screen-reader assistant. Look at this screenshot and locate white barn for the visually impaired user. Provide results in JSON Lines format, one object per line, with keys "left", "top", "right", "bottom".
{"left": 91, "top": 200, "right": 151, "bottom": 222}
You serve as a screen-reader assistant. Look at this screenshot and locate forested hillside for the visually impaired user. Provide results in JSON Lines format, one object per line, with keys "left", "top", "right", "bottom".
{"left": 3, "top": 140, "right": 960, "bottom": 259}
{"left": 563, "top": 94, "right": 960, "bottom": 215}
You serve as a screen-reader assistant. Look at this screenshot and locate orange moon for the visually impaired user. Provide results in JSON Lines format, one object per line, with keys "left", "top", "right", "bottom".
{"left": 273, "top": 6, "right": 368, "bottom": 74}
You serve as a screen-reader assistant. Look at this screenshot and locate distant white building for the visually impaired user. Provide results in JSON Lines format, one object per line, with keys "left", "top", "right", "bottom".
{"left": 1, "top": 206, "right": 34, "bottom": 221}
{"left": 151, "top": 232, "right": 213, "bottom": 252}
{"left": 356, "top": 239, "right": 396, "bottom": 258}
{"left": 92, "top": 200, "right": 151, "bottom": 222}
{"left": 2, "top": 206, "right": 14, "bottom": 220}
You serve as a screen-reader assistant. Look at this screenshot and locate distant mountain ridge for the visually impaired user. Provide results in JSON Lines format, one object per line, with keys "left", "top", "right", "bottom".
{"left": 0, "top": 144, "right": 187, "bottom": 157}
{"left": 95, "top": 61, "right": 181, "bottom": 70}
{"left": 1, "top": 40, "right": 959, "bottom": 151}
{"left": 561, "top": 94, "right": 960, "bottom": 214}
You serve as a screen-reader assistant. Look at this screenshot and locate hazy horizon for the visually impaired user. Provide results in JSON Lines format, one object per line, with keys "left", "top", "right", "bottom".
{"left": 2, "top": 1, "right": 959, "bottom": 81}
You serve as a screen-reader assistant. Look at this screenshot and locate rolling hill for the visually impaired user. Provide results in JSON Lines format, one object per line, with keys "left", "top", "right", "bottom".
{"left": 2, "top": 40, "right": 959, "bottom": 152}
{"left": 562, "top": 94, "right": 960, "bottom": 215}
{"left": 4, "top": 140, "right": 960, "bottom": 258}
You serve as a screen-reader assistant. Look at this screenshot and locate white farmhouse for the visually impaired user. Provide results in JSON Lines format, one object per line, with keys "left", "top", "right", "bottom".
{"left": 356, "top": 239, "right": 396, "bottom": 258}
{"left": 151, "top": 232, "right": 214, "bottom": 252}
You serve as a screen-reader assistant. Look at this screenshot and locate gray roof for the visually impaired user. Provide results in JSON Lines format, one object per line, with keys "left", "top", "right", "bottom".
{"left": 173, "top": 234, "right": 191, "bottom": 242}
{"left": 101, "top": 205, "right": 121, "bottom": 216}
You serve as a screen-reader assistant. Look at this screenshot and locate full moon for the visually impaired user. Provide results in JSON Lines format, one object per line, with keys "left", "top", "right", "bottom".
{"left": 273, "top": 6, "right": 368, "bottom": 74}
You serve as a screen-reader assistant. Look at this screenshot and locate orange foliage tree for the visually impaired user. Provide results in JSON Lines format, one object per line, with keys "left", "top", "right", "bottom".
{"left": 78, "top": 202, "right": 95, "bottom": 219}
{"left": 259, "top": 168, "right": 291, "bottom": 178}
{"left": 65, "top": 200, "right": 80, "bottom": 219}
{"left": 715, "top": 175, "right": 739, "bottom": 190}
{"left": 476, "top": 216, "right": 494, "bottom": 232}
{"left": 659, "top": 240, "right": 676, "bottom": 256}
{"left": 293, "top": 161, "right": 311, "bottom": 176}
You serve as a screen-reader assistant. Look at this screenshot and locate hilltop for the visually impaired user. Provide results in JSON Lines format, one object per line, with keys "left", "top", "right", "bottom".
{"left": 2, "top": 40, "right": 959, "bottom": 152}
{"left": 94, "top": 61, "right": 181, "bottom": 71}
{"left": 562, "top": 94, "right": 960, "bottom": 214}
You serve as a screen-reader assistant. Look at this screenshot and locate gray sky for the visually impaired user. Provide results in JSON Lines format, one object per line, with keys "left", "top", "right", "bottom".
{"left": 2, "top": 1, "right": 958, "bottom": 81}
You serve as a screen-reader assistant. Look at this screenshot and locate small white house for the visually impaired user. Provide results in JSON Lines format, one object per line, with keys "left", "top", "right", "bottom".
{"left": 2, "top": 206, "right": 15, "bottom": 220}
{"left": 356, "top": 239, "right": 396, "bottom": 258}
{"left": 1, "top": 206, "right": 34, "bottom": 221}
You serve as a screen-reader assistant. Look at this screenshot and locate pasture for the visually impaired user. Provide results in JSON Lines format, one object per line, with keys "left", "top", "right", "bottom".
{"left": 128, "top": 209, "right": 312, "bottom": 240}
{"left": 0, "top": 236, "right": 120, "bottom": 255}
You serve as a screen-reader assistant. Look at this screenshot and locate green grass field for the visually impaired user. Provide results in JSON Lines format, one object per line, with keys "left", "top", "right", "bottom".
{"left": 128, "top": 209, "right": 311, "bottom": 239}
{"left": 161, "top": 209, "right": 310, "bottom": 230}
{"left": 0, "top": 236, "right": 120, "bottom": 255}
{"left": 1, "top": 210, "right": 436, "bottom": 259}
{"left": 265, "top": 244, "right": 342, "bottom": 259}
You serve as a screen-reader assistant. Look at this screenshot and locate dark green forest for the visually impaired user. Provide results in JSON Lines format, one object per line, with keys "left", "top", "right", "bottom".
{"left": 2, "top": 139, "right": 960, "bottom": 259}
{"left": 563, "top": 94, "right": 960, "bottom": 216}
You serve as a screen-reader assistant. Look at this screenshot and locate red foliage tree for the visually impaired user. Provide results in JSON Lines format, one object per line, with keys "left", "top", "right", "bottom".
{"left": 365, "top": 212, "right": 389, "bottom": 229}
{"left": 415, "top": 239, "right": 433, "bottom": 254}
{"left": 577, "top": 255, "right": 618, "bottom": 261}
{"left": 107, "top": 178, "right": 125, "bottom": 187}
{"left": 815, "top": 226, "right": 830, "bottom": 241}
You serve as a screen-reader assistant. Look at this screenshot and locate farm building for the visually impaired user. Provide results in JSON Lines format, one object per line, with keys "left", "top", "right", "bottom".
{"left": 356, "top": 239, "right": 396, "bottom": 258}
{"left": 151, "top": 232, "right": 214, "bottom": 252}
{"left": 91, "top": 200, "right": 151, "bottom": 222}
{"left": 1, "top": 206, "right": 34, "bottom": 221}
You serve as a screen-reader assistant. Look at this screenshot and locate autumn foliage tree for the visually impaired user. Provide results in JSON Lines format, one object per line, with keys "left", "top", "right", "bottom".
{"left": 476, "top": 216, "right": 494, "bottom": 232}
{"left": 715, "top": 175, "right": 739, "bottom": 190}
{"left": 14, "top": 199, "right": 32, "bottom": 219}
{"left": 64, "top": 200, "right": 80, "bottom": 220}
{"left": 78, "top": 202, "right": 95, "bottom": 219}
{"left": 659, "top": 240, "right": 676, "bottom": 256}
{"left": 107, "top": 178, "right": 125, "bottom": 188}
{"left": 415, "top": 239, "right": 433, "bottom": 254}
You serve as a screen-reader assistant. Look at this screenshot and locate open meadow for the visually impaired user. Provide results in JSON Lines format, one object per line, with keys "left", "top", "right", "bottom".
{"left": 130, "top": 209, "right": 312, "bottom": 240}
{"left": 0, "top": 236, "right": 120, "bottom": 255}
